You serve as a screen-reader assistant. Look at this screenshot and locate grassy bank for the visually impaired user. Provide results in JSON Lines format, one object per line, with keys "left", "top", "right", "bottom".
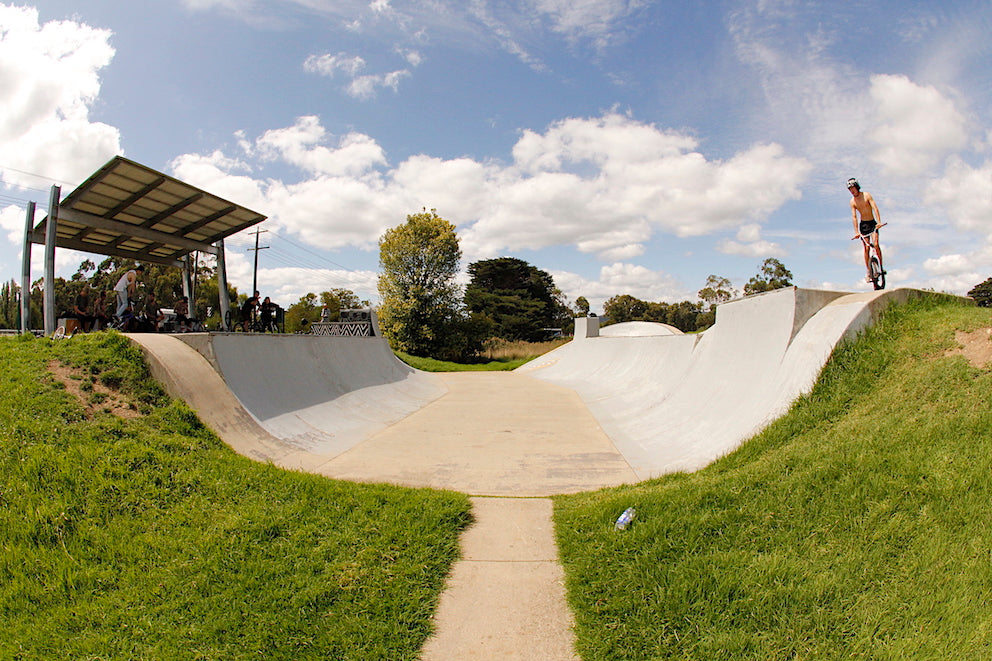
{"left": 0, "top": 332, "right": 471, "bottom": 660}
{"left": 554, "top": 295, "right": 992, "bottom": 660}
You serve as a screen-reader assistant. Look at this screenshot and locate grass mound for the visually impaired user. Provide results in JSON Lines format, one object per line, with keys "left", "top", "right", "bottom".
{"left": 554, "top": 295, "right": 992, "bottom": 660}
{"left": 0, "top": 332, "right": 471, "bottom": 660}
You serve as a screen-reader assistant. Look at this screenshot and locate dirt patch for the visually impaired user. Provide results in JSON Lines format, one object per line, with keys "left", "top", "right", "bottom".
{"left": 944, "top": 327, "right": 992, "bottom": 369}
{"left": 47, "top": 360, "right": 143, "bottom": 419}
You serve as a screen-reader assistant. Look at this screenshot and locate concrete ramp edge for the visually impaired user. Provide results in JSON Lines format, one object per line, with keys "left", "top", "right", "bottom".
{"left": 525, "top": 287, "right": 923, "bottom": 480}
{"left": 128, "top": 333, "right": 447, "bottom": 474}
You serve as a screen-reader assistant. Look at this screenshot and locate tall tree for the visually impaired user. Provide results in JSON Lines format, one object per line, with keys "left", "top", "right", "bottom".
{"left": 575, "top": 296, "right": 590, "bottom": 317}
{"left": 464, "top": 257, "right": 560, "bottom": 341}
{"left": 698, "top": 275, "right": 738, "bottom": 305}
{"left": 743, "top": 258, "right": 793, "bottom": 296}
{"left": 377, "top": 209, "right": 465, "bottom": 357}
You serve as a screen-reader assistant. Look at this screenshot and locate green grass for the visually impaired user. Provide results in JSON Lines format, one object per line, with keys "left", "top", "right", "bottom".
{"left": 394, "top": 351, "right": 534, "bottom": 372}
{"left": 554, "top": 295, "right": 992, "bottom": 660}
{"left": 0, "top": 332, "right": 471, "bottom": 660}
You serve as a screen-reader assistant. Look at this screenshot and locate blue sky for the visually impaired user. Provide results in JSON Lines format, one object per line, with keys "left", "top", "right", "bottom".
{"left": 1, "top": 0, "right": 991, "bottom": 312}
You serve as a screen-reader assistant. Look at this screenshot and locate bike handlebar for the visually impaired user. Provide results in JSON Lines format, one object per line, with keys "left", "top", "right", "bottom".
{"left": 851, "top": 222, "right": 887, "bottom": 240}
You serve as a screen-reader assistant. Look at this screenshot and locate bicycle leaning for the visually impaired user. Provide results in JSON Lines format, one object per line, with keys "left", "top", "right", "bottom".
{"left": 852, "top": 222, "right": 887, "bottom": 290}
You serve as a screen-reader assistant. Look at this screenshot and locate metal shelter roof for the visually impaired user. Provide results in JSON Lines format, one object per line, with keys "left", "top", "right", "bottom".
{"left": 30, "top": 156, "right": 266, "bottom": 268}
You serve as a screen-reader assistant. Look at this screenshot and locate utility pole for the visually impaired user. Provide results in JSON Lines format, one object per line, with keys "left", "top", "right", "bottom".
{"left": 247, "top": 228, "right": 269, "bottom": 296}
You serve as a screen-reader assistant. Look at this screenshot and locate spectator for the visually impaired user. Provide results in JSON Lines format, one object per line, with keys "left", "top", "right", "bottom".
{"left": 174, "top": 295, "right": 191, "bottom": 332}
{"left": 72, "top": 284, "right": 95, "bottom": 331}
{"left": 259, "top": 296, "right": 277, "bottom": 331}
{"left": 145, "top": 292, "right": 165, "bottom": 331}
{"left": 91, "top": 290, "right": 111, "bottom": 331}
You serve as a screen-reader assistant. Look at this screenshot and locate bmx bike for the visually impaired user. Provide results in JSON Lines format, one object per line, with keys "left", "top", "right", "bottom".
{"left": 224, "top": 308, "right": 279, "bottom": 333}
{"left": 852, "top": 222, "right": 887, "bottom": 290}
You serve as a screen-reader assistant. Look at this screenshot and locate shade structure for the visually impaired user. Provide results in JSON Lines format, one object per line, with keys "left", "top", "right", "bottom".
{"left": 30, "top": 155, "right": 266, "bottom": 268}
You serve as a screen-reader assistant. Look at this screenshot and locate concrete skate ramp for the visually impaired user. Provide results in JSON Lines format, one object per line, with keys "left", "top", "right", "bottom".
{"left": 130, "top": 287, "right": 922, "bottom": 494}
{"left": 521, "top": 287, "right": 919, "bottom": 480}
{"left": 130, "top": 332, "right": 448, "bottom": 473}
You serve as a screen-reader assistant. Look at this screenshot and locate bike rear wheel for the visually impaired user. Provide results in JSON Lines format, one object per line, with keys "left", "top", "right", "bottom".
{"left": 870, "top": 256, "right": 885, "bottom": 290}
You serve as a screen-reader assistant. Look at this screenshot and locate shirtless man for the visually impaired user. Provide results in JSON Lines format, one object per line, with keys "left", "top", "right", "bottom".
{"left": 848, "top": 178, "right": 884, "bottom": 283}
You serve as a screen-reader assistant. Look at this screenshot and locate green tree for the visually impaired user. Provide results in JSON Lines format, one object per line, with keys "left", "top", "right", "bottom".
{"left": 967, "top": 277, "right": 992, "bottom": 307}
{"left": 464, "top": 257, "right": 560, "bottom": 341}
{"left": 666, "top": 300, "right": 702, "bottom": 332}
{"left": 1, "top": 279, "right": 19, "bottom": 328}
{"left": 285, "top": 293, "right": 319, "bottom": 333}
{"left": 377, "top": 209, "right": 470, "bottom": 358}
{"left": 698, "top": 275, "right": 738, "bottom": 305}
{"left": 575, "top": 296, "right": 590, "bottom": 317}
{"left": 603, "top": 294, "right": 649, "bottom": 324}
{"left": 743, "top": 258, "right": 793, "bottom": 296}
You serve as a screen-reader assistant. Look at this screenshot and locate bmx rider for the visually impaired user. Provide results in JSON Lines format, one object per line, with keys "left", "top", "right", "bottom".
{"left": 848, "top": 178, "right": 884, "bottom": 283}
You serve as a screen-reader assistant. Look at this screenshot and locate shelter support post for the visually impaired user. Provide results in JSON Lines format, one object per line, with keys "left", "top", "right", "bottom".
{"left": 20, "top": 201, "right": 35, "bottom": 333}
{"left": 181, "top": 253, "right": 193, "bottom": 301}
{"left": 43, "top": 186, "right": 60, "bottom": 336}
{"left": 216, "top": 239, "right": 230, "bottom": 331}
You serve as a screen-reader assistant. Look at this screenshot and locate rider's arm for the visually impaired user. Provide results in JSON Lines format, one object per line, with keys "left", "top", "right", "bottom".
{"left": 866, "top": 192, "right": 880, "bottom": 225}
{"left": 851, "top": 200, "right": 859, "bottom": 235}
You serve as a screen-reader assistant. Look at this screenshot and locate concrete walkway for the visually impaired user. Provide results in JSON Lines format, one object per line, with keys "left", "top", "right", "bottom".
{"left": 420, "top": 498, "right": 579, "bottom": 660}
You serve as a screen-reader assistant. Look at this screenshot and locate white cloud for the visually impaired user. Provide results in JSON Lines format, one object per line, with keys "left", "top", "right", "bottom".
{"left": 868, "top": 74, "right": 968, "bottom": 177}
{"left": 0, "top": 203, "right": 28, "bottom": 245}
{"left": 255, "top": 116, "right": 387, "bottom": 176}
{"left": 304, "top": 52, "right": 366, "bottom": 77}
{"left": 346, "top": 69, "right": 410, "bottom": 99}
{"left": 923, "top": 253, "right": 972, "bottom": 276}
{"left": 304, "top": 51, "right": 411, "bottom": 99}
{"left": 551, "top": 262, "right": 692, "bottom": 312}
{"left": 532, "top": 0, "right": 643, "bottom": 48}
{"left": 171, "top": 112, "right": 810, "bottom": 263}
{"left": 924, "top": 157, "right": 992, "bottom": 233}
{"left": 0, "top": 5, "right": 121, "bottom": 188}
{"left": 716, "top": 223, "right": 785, "bottom": 258}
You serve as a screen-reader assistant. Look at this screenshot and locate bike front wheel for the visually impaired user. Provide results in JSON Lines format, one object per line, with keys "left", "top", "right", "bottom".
{"left": 870, "top": 256, "right": 885, "bottom": 290}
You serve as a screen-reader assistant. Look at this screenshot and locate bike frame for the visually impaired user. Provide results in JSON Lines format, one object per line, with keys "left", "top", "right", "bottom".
{"left": 852, "top": 222, "right": 887, "bottom": 289}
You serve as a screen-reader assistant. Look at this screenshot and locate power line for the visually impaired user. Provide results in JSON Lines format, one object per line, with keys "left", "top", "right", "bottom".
{"left": 0, "top": 163, "right": 76, "bottom": 189}
{"left": 268, "top": 231, "right": 359, "bottom": 273}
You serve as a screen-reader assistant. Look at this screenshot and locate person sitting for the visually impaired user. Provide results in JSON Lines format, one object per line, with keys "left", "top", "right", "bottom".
{"left": 72, "top": 284, "right": 95, "bottom": 331}
{"left": 145, "top": 292, "right": 165, "bottom": 331}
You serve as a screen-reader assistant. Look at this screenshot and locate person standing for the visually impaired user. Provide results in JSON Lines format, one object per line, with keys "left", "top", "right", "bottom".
{"left": 113, "top": 264, "right": 144, "bottom": 317}
{"left": 240, "top": 294, "right": 258, "bottom": 331}
{"left": 848, "top": 178, "right": 884, "bottom": 283}
{"left": 91, "top": 290, "right": 111, "bottom": 330}
{"left": 174, "top": 295, "right": 191, "bottom": 332}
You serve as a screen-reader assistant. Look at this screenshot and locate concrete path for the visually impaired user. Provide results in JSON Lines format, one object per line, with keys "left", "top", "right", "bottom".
{"left": 420, "top": 498, "right": 579, "bottom": 661}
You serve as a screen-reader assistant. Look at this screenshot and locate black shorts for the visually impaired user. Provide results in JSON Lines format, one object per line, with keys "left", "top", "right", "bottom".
{"left": 859, "top": 219, "right": 877, "bottom": 236}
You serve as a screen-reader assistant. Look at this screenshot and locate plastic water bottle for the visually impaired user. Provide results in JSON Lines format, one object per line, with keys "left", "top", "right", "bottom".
{"left": 614, "top": 507, "right": 636, "bottom": 530}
